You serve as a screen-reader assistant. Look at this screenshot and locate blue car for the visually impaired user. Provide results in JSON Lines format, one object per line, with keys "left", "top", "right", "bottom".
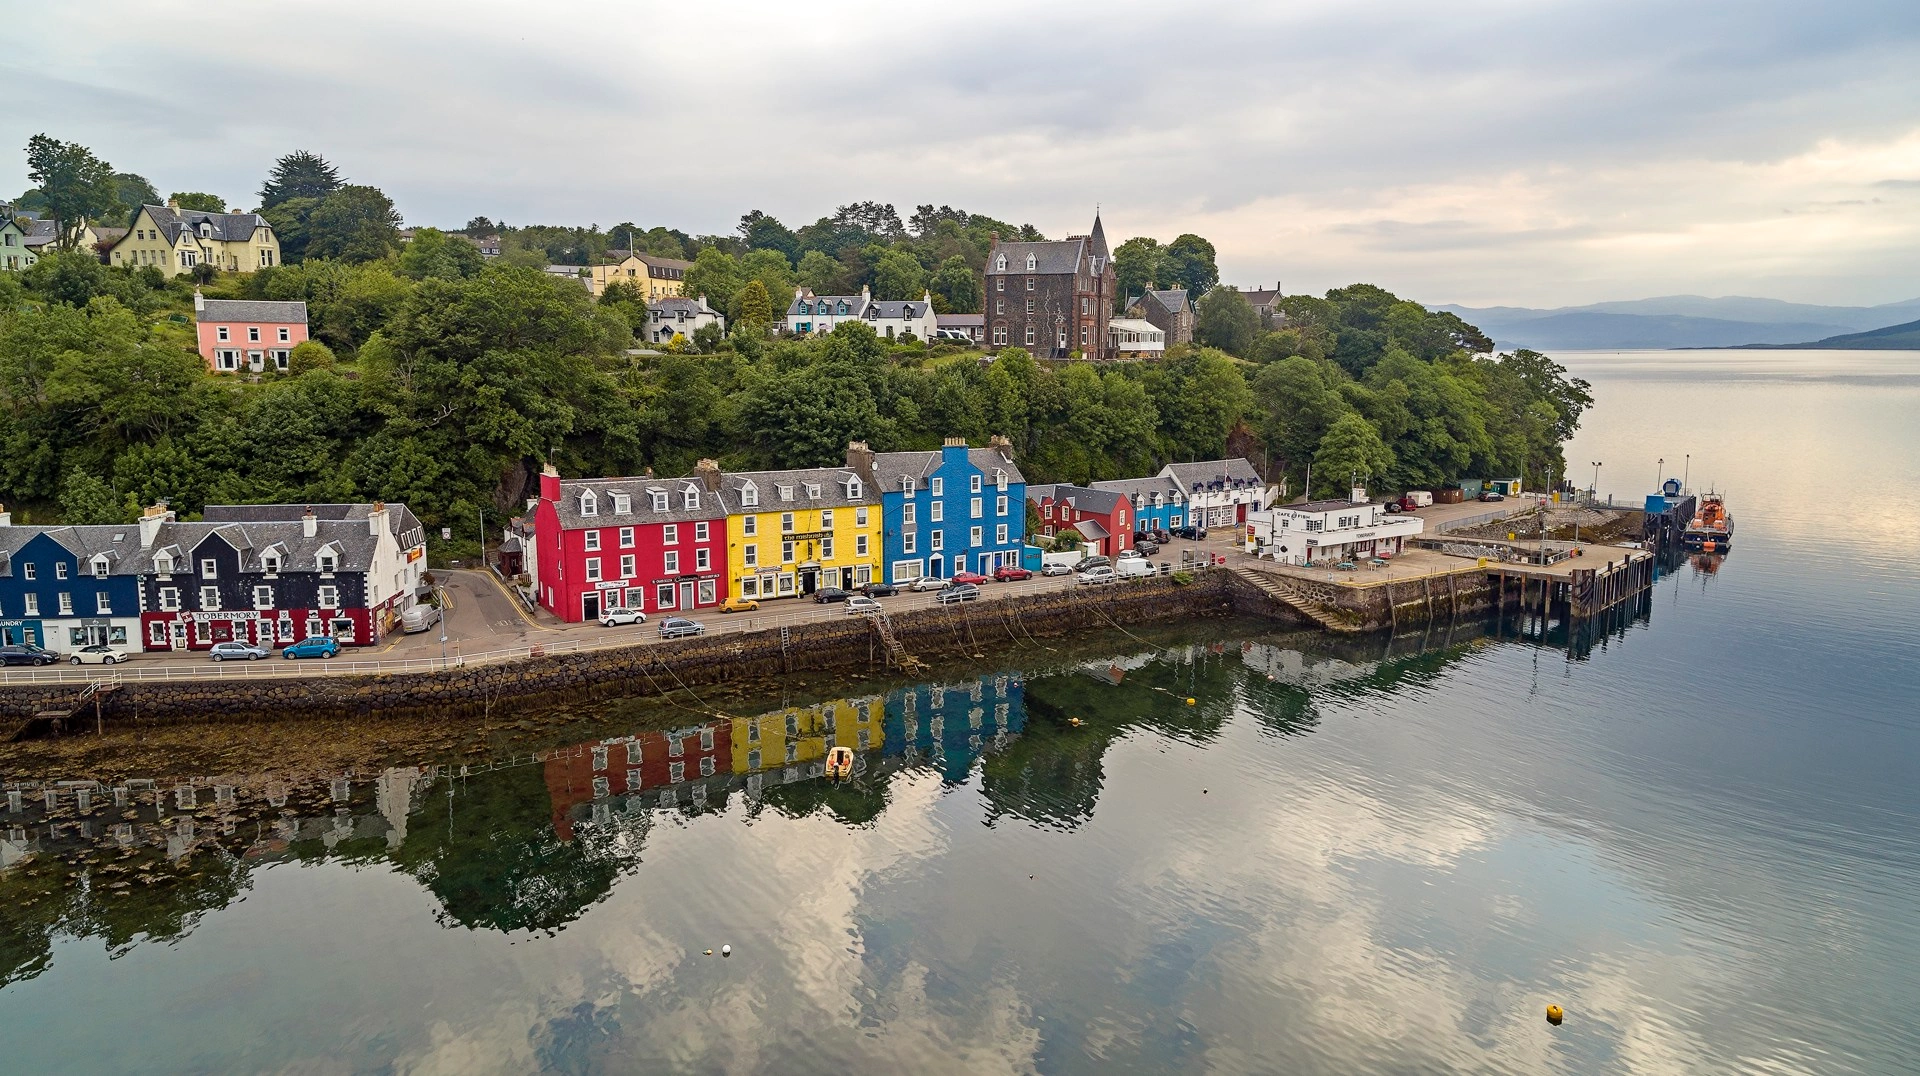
{"left": 281, "top": 635, "right": 340, "bottom": 660}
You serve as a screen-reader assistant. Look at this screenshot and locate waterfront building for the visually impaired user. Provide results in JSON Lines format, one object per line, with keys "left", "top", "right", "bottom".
{"left": 846, "top": 437, "right": 1027, "bottom": 584}
{"left": 1089, "top": 475, "right": 1188, "bottom": 533}
{"left": 984, "top": 214, "right": 1116, "bottom": 359}
{"left": 1026, "top": 484, "right": 1135, "bottom": 557}
{"left": 194, "top": 291, "right": 310, "bottom": 373}
{"left": 533, "top": 464, "right": 729, "bottom": 623}
{"left": 709, "top": 461, "right": 881, "bottom": 601}
{"left": 785, "top": 286, "right": 937, "bottom": 340}
{"left": 1162, "top": 458, "right": 1270, "bottom": 529}
{"left": 1243, "top": 494, "right": 1423, "bottom": 565}
{"left": 0, "top": 522, "right": 144, "bottom": 649}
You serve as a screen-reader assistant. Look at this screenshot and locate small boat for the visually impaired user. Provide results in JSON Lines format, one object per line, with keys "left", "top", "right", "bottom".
{"left": 825, "top": 746, "right": 854, "bottom": 781}
{"left": 1683, "top": 491, "right": 1734, "bottom": 550}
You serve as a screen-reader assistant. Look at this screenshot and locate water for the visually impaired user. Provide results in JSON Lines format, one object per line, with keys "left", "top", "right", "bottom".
{"left": 3, "top": 350, "right": 1918, "bottom": 1074}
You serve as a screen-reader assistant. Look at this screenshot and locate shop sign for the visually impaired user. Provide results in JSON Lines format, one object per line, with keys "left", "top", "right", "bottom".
{"left": 188, "top": 611, "right": 260, "bottom": 623}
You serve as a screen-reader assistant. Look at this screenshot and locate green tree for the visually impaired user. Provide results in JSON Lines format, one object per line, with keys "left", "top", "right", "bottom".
{"left": 24, "top": 135, "right": 118, "bottom": 250}
{"left": 928, "top": 255, "right": 981, "bottom": 314}
{"left": 796, "top": 249, "right": 842, "bottom": 293}
{"left": 397, "top": 227, "right": 484, "bottom": 281}
{"left": 735, "top": 279, "right": 773, "bottom": 334}
{"left": 20, "top": 251, "right": 110, "bottom": 307}
{"left": 1313, "top": 412, "right": 1394, "bottom": 489}
{"left": 1164, "top": 234, "right": 1219, "bottom": 296}
{"left": 287, "top": 339, "right": 337, "bottom": 375}
{"left": 304, "top": 185, "right": 403, "bottom": 263}
{"left": 1113, "top": 237, "right": 1168, "bottom": 309}
{"left": 598, "top": 279, "right": 648, "bottom": 338}
{"left": 111, "top": 173, "right": 160, "bottom": 212}
{"left": 260, "top": 196, "right": 318, "bottom": 262}
{"left": 870, "top": 248, "right": 927, "bottom": 301}
{"left": 737, "top": 210, "right": 799, "bottom": 261}
{"left": 1251, "top": 355, "right": 1350, "bottom": 482}
{"left": 681, "top": 247, "right": 744, "bottom": 313}
{"left": 1194, "top": 286, "right": 1259, "bottom": 355}
{"left": 738, "top": 248, "right": 795, "bottom": 306}
{"left": 170, "top": 189, "right": 228, "bottom": 212}
{"left": 260, "top": 150, "right": 343, "bottom": 208}
{"left": 57, "top": 470, "right": 124, "bottom": 524}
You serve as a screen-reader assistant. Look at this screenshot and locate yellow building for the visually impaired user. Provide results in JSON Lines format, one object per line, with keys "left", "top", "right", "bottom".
{"left": 587, "top": 253, "right": 690, "bottom": 300}
{"left": 731, "top": 695, "right": 885, "bottom": 776}
{"left": 704, "top": 462, "right": 883, "bottom": 600}
{"left": 107, "top": 202, "right": 281, "bottom": 276}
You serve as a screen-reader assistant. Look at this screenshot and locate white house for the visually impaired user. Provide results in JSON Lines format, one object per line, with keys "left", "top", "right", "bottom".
{"left": 787, "top": 286, "right": 870, "bottom": 335}
{"left": 862, "top": 292, "right": 938, "bottom": 341}
{"left": 1243, "top": 491, "right": 1424, "bottom": 565}
{"left": 645, "top": 295, "right": 725, "bottom": 345}
{"left": 1108, "top": 317, "right": 1166, "bottom": 358}
{"left": 1163, "top": 458, "right": 1272, "bottom": 529}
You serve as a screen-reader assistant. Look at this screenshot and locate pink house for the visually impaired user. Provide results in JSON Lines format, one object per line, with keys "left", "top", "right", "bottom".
{"left": 194, "top": 291, "right": 309, "bottom": 374}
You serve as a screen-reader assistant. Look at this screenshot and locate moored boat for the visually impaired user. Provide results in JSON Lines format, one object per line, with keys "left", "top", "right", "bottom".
{"left": 826, "top": 746, "right": 854, "bottom": 781}
{"left": 1683, "top": 491, "right": 1734, "bottom": 551}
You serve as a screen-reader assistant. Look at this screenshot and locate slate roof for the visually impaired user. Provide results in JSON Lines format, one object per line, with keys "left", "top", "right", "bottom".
{"left": 635, "top": 253, "right": 691, "bottom": 273}
{"left": 138, "top": 204, "right": 270, "bottom": 244}
{"left": 713, "top": 466, "right": 879, "bottom": 515}
{"left": 987, "top": 238, "right": 1088, "bottom": 277}
{"left": 865, "top": 299, "right": 930, "bottom": 320}
{"left": 651, "top": 296, "right": 720, "bottom": 317}
{"left": 936, "top": 313, "right": 984, "bottom": 327}
{"left": 1074, "top": 518, "right": 1111, "bottom": 541}
{"left": 1027, "top": 483, "right": 1126, "bottom": 515}
{"left": 201, "top": 503, "right": 425, "bottom": 548}
{"left": 197, "top": 299, "right": 308, "bottom": 325}
{"left": 23, "top": 218, "right": 59, "bottom": 248}
{"left": 122, "top": 520, "right": 382, "bottom": 575}
{"left": 1164, "top": 458, "right": 1264, "bottom": 494}
{"left": 1135, "top": 289, "right": 1189, "bottom": 317}
{"left": 1091, "top": 475, "right": 1184, "bottom": 502}
{"left": 1241, "top": 286, "right": 1282, "bottom": 309}
{"left": 553, "top": 476, "right": 725, "bottom": 530}
{"left": 870, "top": 447, "right": 1026, "bottom": 491}
{"left": 789, "top": 292, "right": 869, "bottom": 317}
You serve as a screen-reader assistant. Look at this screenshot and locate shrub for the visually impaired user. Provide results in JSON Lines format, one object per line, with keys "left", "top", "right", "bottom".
{"left": 288, "top": 339, "right": 337, "bottom": 375}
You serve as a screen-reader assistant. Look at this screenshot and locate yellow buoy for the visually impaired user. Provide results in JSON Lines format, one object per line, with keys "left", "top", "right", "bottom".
{"left": 1546, "top": 1004, "right": 1563, "bottom": 1025}
{"left": 1186, "top": 697, "right": 1196, "bottom": 706}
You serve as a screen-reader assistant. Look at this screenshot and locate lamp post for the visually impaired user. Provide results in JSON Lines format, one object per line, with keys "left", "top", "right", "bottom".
{"left": 1657, "top": 457, "right": 1664, "bottom": 492}
{"left": 1683, "top": 454, "right": 1690, "bottom": 494}
{"left": 1591, "top": 461, "right": 1602, "bottom": 496}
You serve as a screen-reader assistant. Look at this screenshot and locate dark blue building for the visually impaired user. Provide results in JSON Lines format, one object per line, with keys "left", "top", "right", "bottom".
{"left": 0, "top": 525, "right": 145, "bottom": 649}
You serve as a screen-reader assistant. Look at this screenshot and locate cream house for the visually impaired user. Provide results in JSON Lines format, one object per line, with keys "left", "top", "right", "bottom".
{"left": 107, "top": 201, "right": 281, "bottom": 276}
{"left": 586, "top": 253, "right": 690, "bottom": 299}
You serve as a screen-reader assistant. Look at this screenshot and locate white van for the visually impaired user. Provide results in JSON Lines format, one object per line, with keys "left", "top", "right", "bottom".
{"left": 1041, "top": 549, "right": 1082, "bottom": 573}
{"left": 1115, "top": 558, "right": 1156, "bottom": 579}
{"left": 401, "top": 604, "right": 442, "bottom": 634}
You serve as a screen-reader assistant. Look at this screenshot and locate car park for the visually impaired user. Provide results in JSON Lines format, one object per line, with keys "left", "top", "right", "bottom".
{"left": 1152, "top": 528, "right": 1172, "bottom": 544}
{"left": 845, "top": 595, "right": 883, "bottom": 616}
{"left": 1116, "top": 549, "right": 1144, "bottom": 561}
{"left": 0, "top": 644, "right": 60, "bottom": 666}
{"left": 281, "top": 636, "right": 340, "bottom": 659}
{"left": 950, "top": 570, "right": 992, "bottom": 586}
{"left": 599, "top": 607, "right": 647, "bottom": 626}
{"left": 1115, "top": 558, "right": 1157, "bottom": 578}
{"left": 908, "top": 575, "right": 949, "bottom": 592}
{"left": 993, "top": 565, "right": 1033, "bottom": 581}
{"left": 720, "top": 596, "right": 760, "bottom": 613}
{"left": 210, "top": 641, "right": 269, "bottom": 661}
{"left": 813, "top": 587, "right": 852, "bottom": 604}
{"left": 658, "top": 617, "right": 705, "bottom": 639}
{"left": 1041, "top": 562, "right": 1074, "bottom": 576}
{"left": 1173, "top": 525, "right": 1208, "bottom": 540}
{"left": 67, "top": 644, "right": 127, "bottom": 666}
{"left": 1076, "top": 565, "right": 1118, "bottom": 585}
{"left": 861, "top": 582, "right": 898, "bottom": 598}
{"left": 935, "top": 583, "right": 980, "bottom": 604}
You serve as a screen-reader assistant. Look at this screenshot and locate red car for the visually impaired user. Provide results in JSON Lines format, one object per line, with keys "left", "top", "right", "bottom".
{"left": 951, "top": 570, "right": 992, "bottom": 586}
{"left": 993, "top": 565, "right": 1033, "bottom": 581}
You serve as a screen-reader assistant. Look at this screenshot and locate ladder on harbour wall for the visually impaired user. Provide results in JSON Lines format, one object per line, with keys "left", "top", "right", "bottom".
{"left": 867, "top": 613, "right": 928, "bottom": 674}
{"left": 6, "top": 676, "right": 120, "bottom": 742}
{"left": 1230, "top": 568, "right": 1362, "bottom": 634}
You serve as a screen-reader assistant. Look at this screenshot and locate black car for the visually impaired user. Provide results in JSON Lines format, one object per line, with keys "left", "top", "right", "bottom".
{"left": 0, "top": 643, "right": 60, "bottom": 666}
{"left": 1173, "top": 525, "right": 1208, "bottom": 540}
{"left": 813, "top": 587, "right": 852, "bottom": 604}
{"left": 861, "top": 582, "right": 899, "bottom": 598}
{"left": 1135, "top": 539, "right": 1161, "bottom": 556}
{"left": 1074, "top": 555, "right": 1111, "bottom": 572}
{"left": 1153, "top": 528, "right": 1172, "bottom": 544}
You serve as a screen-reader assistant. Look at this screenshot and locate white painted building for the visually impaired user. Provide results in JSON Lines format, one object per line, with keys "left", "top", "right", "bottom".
{"left": 1108, "top": 317, "right": 1165, "bottom": 357}
{"left": 1163, "top": 459, "right": 1272, "bottom": 529}
{"left": 644, "top": 295, "right": 725, "bottom": 345}
{"left": 1243, "top": 491, "right": 1424, "bottom": 566}
{"left": 786, "top": 286, "right": 936, "bottom": 341}
{"left": 862, "top": 292, "right": 938, "bottom": 341}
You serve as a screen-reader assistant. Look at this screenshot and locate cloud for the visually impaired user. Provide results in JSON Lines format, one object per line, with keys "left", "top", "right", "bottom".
{"left": 8, "top": 0, "right": 1919, "bottom": 305}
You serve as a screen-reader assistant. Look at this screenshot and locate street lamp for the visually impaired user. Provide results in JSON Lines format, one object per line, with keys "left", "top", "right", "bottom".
{"left": 1590, "top": 461, "right": 1602, "bottom": 495}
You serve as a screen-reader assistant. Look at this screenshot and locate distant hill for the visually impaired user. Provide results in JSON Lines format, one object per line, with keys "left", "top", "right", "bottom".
{"left": 1439, "top": 295, "right": 1920, "bottom": 350}
{"left": 1735, "top": 318, "right": 1920, "bottom": 350}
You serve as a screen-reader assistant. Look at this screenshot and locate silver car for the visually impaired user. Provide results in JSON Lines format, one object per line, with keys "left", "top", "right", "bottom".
{"left": 209, "top": 640, "right": 269, "bottom": 661}
{"left": 845, "top": 595, "right": 883, "bottom": 616}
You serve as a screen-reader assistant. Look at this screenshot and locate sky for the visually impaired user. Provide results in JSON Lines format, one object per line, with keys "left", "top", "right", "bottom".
{"left": 5, "top": 0, "right": 1920, "bottom": 308}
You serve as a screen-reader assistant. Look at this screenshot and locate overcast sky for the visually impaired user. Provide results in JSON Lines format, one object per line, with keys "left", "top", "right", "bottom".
{"left": 7, "top": 0, "right": 1919, "bottom": 307}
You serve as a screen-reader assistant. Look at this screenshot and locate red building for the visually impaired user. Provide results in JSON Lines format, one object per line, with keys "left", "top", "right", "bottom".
{"left": 543, "top": 722, "right": 732, "bottom": 840}
{"left": 534, "top": 464, "right": 728, "bottom": 622}
{"left": 194, "top": 292, "right": 310, "bottom": 374}
{"left": 1027, "top": 484, "right": 1134, "bottom": 557}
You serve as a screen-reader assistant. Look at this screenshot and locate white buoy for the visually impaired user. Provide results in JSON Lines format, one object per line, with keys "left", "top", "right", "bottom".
{"left": 721, "top": 944, "right": 732, "bottom": 957}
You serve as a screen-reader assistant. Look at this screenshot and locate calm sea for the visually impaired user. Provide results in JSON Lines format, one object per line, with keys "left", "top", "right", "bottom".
{"left": 1, "top": 350, "right": 1916, "bottom": 1074}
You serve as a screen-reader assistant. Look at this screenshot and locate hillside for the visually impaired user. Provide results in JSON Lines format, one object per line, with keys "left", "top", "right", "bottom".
{"left": 1439, "top": 295, "right": 1920, "bottom": 350}
{"left": 1737, "top": 318, "right": 1920, "bottom": 350}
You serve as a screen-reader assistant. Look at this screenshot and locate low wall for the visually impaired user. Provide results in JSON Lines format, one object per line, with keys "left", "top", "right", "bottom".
{"left": 1226, "top": 568, "right": 1497, "bottom": 632}
{"left": 1, "top": 574, "right": 1238, "bottom": 727}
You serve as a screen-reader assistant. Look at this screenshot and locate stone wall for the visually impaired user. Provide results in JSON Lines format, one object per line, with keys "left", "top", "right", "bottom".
{"left": 1, "top": 574, "right": 1237, "bottom": 728}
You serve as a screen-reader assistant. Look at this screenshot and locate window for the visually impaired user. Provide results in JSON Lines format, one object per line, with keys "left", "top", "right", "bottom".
{"left": 993, "top": 325, "right": 1008, "bottom": 345}
{"left": 149, "top": 621, "right": 167, "bottom": 645}
{"left": 651, "top": 491, "right": 668, "bottom": 511}
{"left": 248, "top": 326, "right": 260, "bottom": 342}
{"left": 663, "top": 523, "right": 679, "bottom": 545}
{"left": 55, "top": 562, "right": 68, "bottom": 580}
{"left": 698, "top": 578, "right": 716, "bottom": 605}
{"left": 1026, "top": 253, "right": 1036, "bottom": 270}
{"left": 1081, "top": 326, "right": 1090, "bottom": 346}
{"left": 56, "top": 592, "right": 72, "bottom": 615}
{"left": 670, "top": 761, "right": 685, "bottom": 783}
{"left": 664, "top": 551, "right": 679, "bottom": 574}
{"left": 932, "top": 477, "right": 944, "bottom": 496}
{"left": 744, "top": 544, "right": 759, "bottom": 568}
{"left": 930, "top": 501, "right": 944, "bottom": 523}
{"left": 855, "top": 507, "right": 869, "bottom": 527}
{"left": 199, "top": 586, "right": 220, "bottom": 610}
{"left": 21, "top": 563, "right": 33, "bottom": 580}
{"left": 91, "top": 557, "right": 110, "bottom": 579}
{"left": 683, "top": 487, "right": 699, "bottom": 510}
{"left": 319, "top": 553, "right": 337, "bottom": 574}
{"left": 994, "top": 253, "right": 1007, "bottom": 271}
{"left": 696, "top": 548, "right": 710, "bottom": 571}
{"left": 89, "top": 591, "right": 110, "bottom": 615}
{"left": 781, "top": 540, "right": 795, "bottom": 563}
{"left": 1025, "top": 326, "right": 1036, "bottom": 345}
{"left": 159, "top": 588, "right": 180, "bottom": 611}
{"left": 820, "top": 537, "right": 834, "bottom": 560}
{"left": 821, "top": 510, "right": 834, "bottom": 531}
{"left": 22, "top": 594, "right": 37, "bottom": 616}
{"left": 217, "top": 326, "right": 229, "bottom": 341}
{"left": 970, "top": 497, "right": 983, "bottom": 519}
{"left": 781, "top": 513, "right": 795, "bottom": 533}
{"left": 1082, "top": 297, "right": 1090, "bottom": 315}
{"left": 278, "top": 327, "right": 290, "bottom": 342}
{"left": 200, "top": 558, "right": 217, "bottom": 579}
{"left": 996, "top": 524, "right": 1009, "bottom": 544}
{"left": 970, "top": 527, "right": 983, "bottom": 547}
{"left": 996, "top": 495, "right": 1008, "bottom": 516}
{"left": 619, "top": 527, "right": 635, "bottom": 547}
{"left": 930, "top": 530, "right": 943, "bottom": 551}
{"left": 585, "top": 557, "right": 602, "bottom": 581}
{"left": 994, "top": 298, "right": 1005, "bottom": 314}
{"left": 902, "top": 531, "right": 916, "bottom": 554}
{"left": 584, "top": 530, "right": 601, "bottom": 551}
{"left": 1025, "top": 298, "right": 1035, "bottom": 314}
{"left": 695, "top": 521, "right": 709, "bottom": 542}
{"left": 742, "top": 515, "right": 757, "bottom": 536}
{"left": 740, "top": 484, "right": 758, "bottom": 507}
{"left": 971, "top": 475, "right": 983, "bottom": 494}
{"left": 856, "top": 535, "right": 869, "bottom": 555}
{"left": 656, "top": 582, "right": 675, "bottom": 608}
{"left": 1026, "top": 276, "right": 1035, "bottom": 290}
{"left": 620, "top": 554, "right": 636, "bottom": 578}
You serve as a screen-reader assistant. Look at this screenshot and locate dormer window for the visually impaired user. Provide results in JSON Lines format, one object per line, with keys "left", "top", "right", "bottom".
{"left": 994, "top": 469, "right": 1008, "bottom": 490}
{"left": 611, "top": 493, "right": 631, "bottom": 514}
{"left": 262, "top": 554, "right": 280, "bottom": 575}
{"left": 994, "top": 253, "right": 1007, "bottom": 271}
{"left": 740, "top": 482, "right": 758, "bottom": 507}
{"left": 155, "top": 554, "right": 173, "bottom": 574}
{"left": 579, "top": 490, "right": 598, "bottom": 516}
{"left": 91, "top": 555, "right": 110, "bottom": 578}
{"left": 198, "top": 223, "right": 212, "bottom": 238}
{"left": 804, "top": 483, "right": 821, "bottom": 499}
{"left": 900, "top": 476, "right": 914, "bottom": 493}
{"left": 777, "top": 484, "right": 794, "bottom": 501}
{"left": 318, "top": 552, "right": 337, "bottom": 574}
{"left": 847, "top": 478, "right": 862, "bottom": 499}
{"left": 1025, "top": 253, "right": 1036, "bottom": 270}
{"left": 651, "top": 490, "right": 668, "bottom": 512}
{"left": 682, "top": 487, "right": 699, "bottom": 510}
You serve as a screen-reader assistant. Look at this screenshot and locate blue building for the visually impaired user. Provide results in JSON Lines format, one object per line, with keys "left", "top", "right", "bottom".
{"left": 848, "top": 438, "right": 1027, "bottom": 584}
{"left": 1089, "top": 474, "right": 1188, "bottom": 534}
{"left": 0, "top": 522, "right": 145, "bottom": 649}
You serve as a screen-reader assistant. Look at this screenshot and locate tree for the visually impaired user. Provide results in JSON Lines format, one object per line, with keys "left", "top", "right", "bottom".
{"left": 462, "top": 216, "right": 499, "bottom": 236}
{"left": 24, "top": 135, "right": 118, "bottom": 250}
{"left": 397, "top": 227, "right": 485, "bottom": 281}
{"left": 1164, "top": 234, "right": 1219, "bottom": 296}
{"left": 1313, "top": 412, "right": 1394, "bottom": 489}
{"left": 929, "top": 255, "right": 981, "bottom": 314}
{"left": 305, "top": 185, "right": 403, "bottom": 263}
{"left": 598, "top": 279, "right": 648, "bottom": 338}
{"left": 20, "top": 251, "right": 110, "bottom": 307}
{"left": 111, "top": 173, "right": 159, "bottom": 212}
{"left": 1194, "top": 286, "right": 1259, "bottom": 355}
{"left": 737, "top": 210, "right": 798, "bottom": 261}
{"left": 1113, "top": 237, "right": 1167, "bottom": 309}
{"left": 169, "top": 191, "right": 228, "bottom": 213}
{"left": 260, "top": 150, "right": 343, "bottom": 208}
{"left": 287, "top": 340, "right": 337, "bottom": 375}
{"left": 260, "top": 197, "right": 318, "bottom": 263}
{"left": 870, "top": 248, "right": 926, "bottom": 301}
{"left": 681, "top": 247, "right": 745, "bottom": 314}
{"left": 58, "top": 470, "right": 124, "bottom": 524}
{"left": 735, "top": 279, "right": 774, "bottom": 335}
{"left": 796, "top": 249, "right": 842, "bottom": 293}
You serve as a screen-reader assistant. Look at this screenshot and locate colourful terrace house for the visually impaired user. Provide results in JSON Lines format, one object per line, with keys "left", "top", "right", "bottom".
{"left": 195, "top": 290, "right": 309, "bottom": 373}
{"left": 1162, "top": 458, "right": 1269, "bottom": 529}
{"left": 846, "top": 437, "right": 1026, "bottom": 585}
{"left": 707, "top": 460, "right": 881, "bottom": 602}
{"left": 1090, "top": 475, "right": 1188, "bottom": 534}
{"left": 533, "top": 465, "right": 728, "bottom": 623}
{"left": 1026, "top": 484, "right": 1134, "bottom": 557}
{"left": 0, "top": 510, "right": 144, "bottom": 650}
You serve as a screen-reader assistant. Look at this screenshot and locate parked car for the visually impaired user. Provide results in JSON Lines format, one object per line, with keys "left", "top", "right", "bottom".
{"left": 0, "top": 643, "right": 60, "bottom": 666}
{"left": 1384, "top": 491, "right": 1434, "bottom": 513}
{"left": 719, "top": 595, "right": 760, "bottom": 613}
{"left": 1173, "top": 525, "right": 1208, "bottom": 540}
{"left": 935, "top": 583, "right": 980, "bottom": 604}
{"left": 1479, "top": 490, "right": 1506, "bottom": 502}
{"left": 1116, "top": 549, "right": 1145, "bottom": 561}
{"left": 908, "top": 575, "right": 949, "bottom": 592}
{"left": 281, "top": 636, "right": 340, "bottom": 660}
{"left": 658, "top": 617, "right": 705, "bottom": 639}
{"left": 813, "top": 587, "right": 852, "bottom": 604}
{"left": 861, "top": 581, "right": 898, "bottom": 598}
{"left": 1134, "top": 539, "right": 1161, "bottom": 556}
{"left": 1076, "top": 565, "right": 1118, "bottom": 585}
{"left": 845, "top": 595, "right": 883, "bottom": 616}
{"left": 401, "top": 604, "right": 442, "bottom": 633}
{"left": 1041, "top": 562, "right": 1074, "bottom": 576}
{"left": 1153, "top": 528, "right": 1173, "bottom": 544}
{"left": 1074, "top": 555, "right": 1111, "bottom": 572}
{"left": 68, "top": 644, "right": 128, "bottom": 666}
{"left": 951, "top": 570, "right": 992, "bottom": 586}
{"left": 993, "top": 564, "right": 1033, "bottom": 581}
{"left": 210, "top": 641, "right": 269, "bottom": 661}
{"left": 599, "top": 607, "right": 647, "bottom": 626}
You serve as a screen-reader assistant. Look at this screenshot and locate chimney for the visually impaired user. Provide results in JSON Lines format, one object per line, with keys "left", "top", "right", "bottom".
{"left": 860, "top": 284, "right": 871, "bottom": 299}
{"left": 845, "top": 440, "right": 876, "bottom": 483}
{"left": 692, "top": 458, "right": 723, "bottom": 493}
{"left": 539, "top": 463, "right": 562, "bottom": 503}
{"left": 138, "top": 501, "right": 174, "bottom": 546}
{"left": 193, "top": 287, "right": 204, "bottom": 313}
{"left": 167, "top": 197, "right": 179, "bottom": 210}
{"left": 302, "top": 506, "right": 318, "bottom": 539}
{"left": 368, "top": 500, "right": 389, "bottom": 537}
{"left": 943, "top": 436, "right": 966, "bottom": 448}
